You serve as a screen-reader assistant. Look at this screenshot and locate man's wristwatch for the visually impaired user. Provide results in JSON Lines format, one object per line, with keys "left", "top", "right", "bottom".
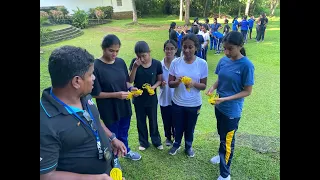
{"left": 109, "top": 133, "right": 117, "bottom": 141}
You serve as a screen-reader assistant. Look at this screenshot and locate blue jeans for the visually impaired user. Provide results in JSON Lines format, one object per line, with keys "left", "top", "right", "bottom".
{"left": 107, "top": 116, "right": 131, "bottom": 153}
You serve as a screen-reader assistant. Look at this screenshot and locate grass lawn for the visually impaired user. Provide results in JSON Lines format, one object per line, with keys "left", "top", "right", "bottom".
{"left": 40, "top": 15, "right": 280, "bottom": 180}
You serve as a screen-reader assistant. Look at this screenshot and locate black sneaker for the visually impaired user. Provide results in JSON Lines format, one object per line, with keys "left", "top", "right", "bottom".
{"left": 185, "top": 148, "right": 195, "bottom": 157}
{"left": 168, "top": 146, "right": 180, "bottom": 155}
{"left": 165, "top": 138, "right": 173, "bottom": 146}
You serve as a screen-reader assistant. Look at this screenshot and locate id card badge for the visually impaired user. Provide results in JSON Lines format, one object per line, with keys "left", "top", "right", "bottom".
{"left": 104, "top": 147, "right": 112, "bottom": 161}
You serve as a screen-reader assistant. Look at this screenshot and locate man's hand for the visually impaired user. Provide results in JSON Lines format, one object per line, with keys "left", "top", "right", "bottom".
{"left": 111, "top": 139, "right": 127, "bottom": 157}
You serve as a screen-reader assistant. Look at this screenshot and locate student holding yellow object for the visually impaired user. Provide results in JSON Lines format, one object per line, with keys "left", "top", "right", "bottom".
{"left": 168, "top": 34, "right": 208, "bottom": 157}
{"left": 91, "top": 35, "right": 142, "bottom": 170}
{"left": 129, "top": 41, "right": 163, "bottom": 151}
{"left": 206, "top": 31, "right": 254, "bottom": 180}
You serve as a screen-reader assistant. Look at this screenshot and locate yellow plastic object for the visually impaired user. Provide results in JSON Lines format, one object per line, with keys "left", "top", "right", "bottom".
{"left": 126, "top": 89, "right": 143, "bottom": 100}
{"left": 207, "top": 93, "right": 219, "bottom": 105}
{"left": 142, "top": 83, "right": 155, "bottom": 95}
{"left": 110, "top": 168, "right": 122, "bottom": 180}
{"left": 181, "top": 76, "right": 192, "bottom": 92}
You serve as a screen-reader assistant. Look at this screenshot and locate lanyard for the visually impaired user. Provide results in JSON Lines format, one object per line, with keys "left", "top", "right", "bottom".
{"left": 50, "top": 88, "right": 104, "bottom": 158}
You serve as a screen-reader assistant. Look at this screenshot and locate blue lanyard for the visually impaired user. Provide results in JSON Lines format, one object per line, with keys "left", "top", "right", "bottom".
{"left": 49, "top": 88, "right": 101, "bottom": 143}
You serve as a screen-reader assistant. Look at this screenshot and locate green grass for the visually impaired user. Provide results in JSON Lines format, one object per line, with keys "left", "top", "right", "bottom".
{"left": 40, "top": 16, "right": 280, "bottom": 180}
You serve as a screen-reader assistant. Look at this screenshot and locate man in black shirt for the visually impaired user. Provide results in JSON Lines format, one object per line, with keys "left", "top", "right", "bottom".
{"left": 256, "top": 12, "right": 269, "bottom": 42}
{"left": 40, "top": 45, "right": 126, "bottom": 180}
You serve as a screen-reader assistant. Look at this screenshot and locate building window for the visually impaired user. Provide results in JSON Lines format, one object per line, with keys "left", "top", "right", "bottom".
{"left": 117, "top": 0, "right": 122, "bottom": 6}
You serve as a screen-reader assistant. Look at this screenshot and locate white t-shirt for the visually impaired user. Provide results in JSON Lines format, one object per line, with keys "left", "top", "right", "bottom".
{"left": 169, "top": 56, "right": 208, "bottom": 107}
{"left": 201, "top": 32, "right": 210, "bottom": 49}
{"left": 158, "top": 59, "right": 175, "bottom": 107}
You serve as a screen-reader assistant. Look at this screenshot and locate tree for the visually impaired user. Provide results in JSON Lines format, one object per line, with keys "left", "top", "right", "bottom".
{"left": 203, "top": 0, "right": 208, "bottom": 18}
{"left": 270, "top": 0, "right": 279, "bottom": 16}
{"left": 179, "top": 0, "right": 183, "bottom": 21}
{"left": 185, "top": 0, "right": 190, "bottom": 25}
{"left": 245, "top": 0, "right": 251, "bottom": 15}
{"left": 132, "top": 0, "right": 138, "bottom": 23}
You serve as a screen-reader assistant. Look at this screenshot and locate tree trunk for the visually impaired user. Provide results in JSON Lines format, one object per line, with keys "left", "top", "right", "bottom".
{"left": 179, "top": 0, "right": 183, "bottom": 21}
{"left": 132, "top": 0, "right": 138, "bottom": 23}
{"left": 185, "top": 0, "right": 190, "bottom": 25}
{"left": 245, "top": 0, "right": 251, "bottom": 16}
{"left": 203, "top": 0, "right": 208, "bottom": 18}
{"left": 270, "top": 0, "right": 278, "bottom": 16}
{"left": 238, "top": 5, "right": 241, "bottom": 17}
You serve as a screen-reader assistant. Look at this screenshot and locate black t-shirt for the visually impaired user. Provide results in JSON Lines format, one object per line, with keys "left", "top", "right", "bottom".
{"left": 169, "top": 29, "right": 178, "bottom": 43}
{"left": 260, "top": 17, "right": 268, "bottom": 26}
{"left": 196, "top": 34, "right": 205, "bottom": 54}
{"left": 223, "top": 24, "right": 230, "bottom": 34}
{"left": 91, "top": 58, "right": 132, "bottom": 125}
{"left": 129, "top": 58, "right": 163, "bottom": 106}
{"left": 40, "top": 88, "right": 113, "bottom": 175}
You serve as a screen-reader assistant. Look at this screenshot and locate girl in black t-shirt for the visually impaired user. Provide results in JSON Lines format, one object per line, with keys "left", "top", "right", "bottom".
{"left": 91, "top": 34, "right": 142, "bottom": 167}
{"left": 129, "top": 41, "right": 163, "bottom": 151}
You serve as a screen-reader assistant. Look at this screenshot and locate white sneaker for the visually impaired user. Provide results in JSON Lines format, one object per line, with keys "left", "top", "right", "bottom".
{"left": 138, "top": 146, "right": 146, "bottom": 151}
{"left": 210, "top": 155, "right": 220, "bottom": 164}
{"left": 217, "top": 175, "right": 230, "bottom": 180}
{"left": 157, "top": 145, "right": 164, "bottom": 150}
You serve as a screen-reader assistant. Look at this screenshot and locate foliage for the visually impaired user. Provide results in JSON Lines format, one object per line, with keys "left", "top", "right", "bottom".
{"left": 72, "top": 7, "right": 88, "bottom": 29}
{"left": 49, "top": 10, "right": 64, "bottom": 24}
{"left": 135, "top": 0, "right": 276, "bottom": 18}
{"left": 95, "top": 9, "right": 104, "bottom": 20}
{"left": 57, "top": 6, "right": 69, "bottom": 17}
{"left": 96, "top": 6, "right": 113, "bottom": 19}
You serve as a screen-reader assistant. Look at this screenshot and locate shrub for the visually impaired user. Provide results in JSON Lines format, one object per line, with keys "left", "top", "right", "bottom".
{"left": 96, "top": 6, "right": 113, "bottom": 19}
{"left": 49, "top": 10, "right": 64, "bottom": 24}
{"left": 95, "top": 9, "right": 104, "bottom": 20}
{"left": 72, "top": 7, "right": 88, "bottom": 29}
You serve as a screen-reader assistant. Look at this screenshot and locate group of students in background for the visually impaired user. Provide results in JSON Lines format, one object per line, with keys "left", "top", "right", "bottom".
{"left": 168, "top": 12, "right": 268, "bottom": 61}
{"left": 231, "top": 12, "right": 268, "bottom": 43}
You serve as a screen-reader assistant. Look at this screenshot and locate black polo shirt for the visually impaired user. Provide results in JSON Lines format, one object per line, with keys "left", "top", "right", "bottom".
{"left": 129, "top": 58, "right": 163, "bottom": 107}
{"left": 40, "top": 87, "right": 114, "bottom": 175}
{"left": 91, "top": 58, "right": 132, "bottom": 126}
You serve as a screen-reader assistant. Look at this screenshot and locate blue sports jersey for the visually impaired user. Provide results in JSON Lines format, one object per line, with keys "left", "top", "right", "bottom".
{"left": 248, "top": 19, "right": 255, "bottom": 28}
{"left": 232, "top": 20, "right": 238, "bottom": 31}
{"left": 214, "top": 56, "right": 255, "bottom": 118}
{"left": 240, "top": 20, "right": 249, "bottom": 30}
{"left": 213, "top": 31, "right": 224, "bottom": 39}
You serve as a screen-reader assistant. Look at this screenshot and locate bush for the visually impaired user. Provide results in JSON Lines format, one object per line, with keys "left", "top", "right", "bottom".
{"left": 57, "top": 6, "right": 69, "bottom": 17}
{"left": 72, "top": 7, "right": 88, "bottom": 29}
{"left": 40, "top": 27, "right": 52, "bottom": 45}
{"left": 49, "top": 10, "right": 64, "bottom": 24}
{"left": 88, "top": 8, "right": 96, "bottom": 19}
{"left": 96, "top": 6, "right": 113, "bottom": 19}
{"left": 95, "top": 9, "right": 104, "bottom": 20}
{"left": 40, "top": 11, "right": 49, "bottom": 19}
